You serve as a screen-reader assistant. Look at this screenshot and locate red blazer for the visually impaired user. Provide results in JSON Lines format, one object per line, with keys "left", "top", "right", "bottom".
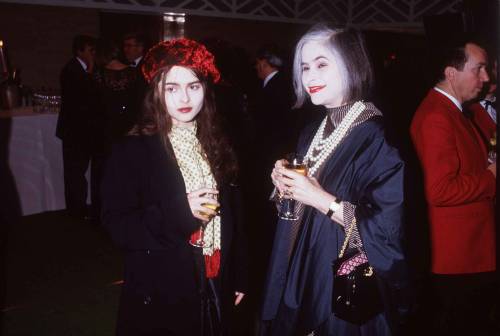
{"left": 411, "top": 89, "right": 496, "bottom": 274}
{"left": 469, "top": 102, "right": 496, "bottom": 149}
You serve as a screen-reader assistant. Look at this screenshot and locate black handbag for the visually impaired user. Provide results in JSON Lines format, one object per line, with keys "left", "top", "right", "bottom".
{"left": 331, "top": 218, "right": 383, "bottom": 325}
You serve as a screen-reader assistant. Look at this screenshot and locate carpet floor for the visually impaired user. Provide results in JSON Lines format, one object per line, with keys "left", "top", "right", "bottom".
{"left": 1, "top": 211, "right": 122, "bottom": 336}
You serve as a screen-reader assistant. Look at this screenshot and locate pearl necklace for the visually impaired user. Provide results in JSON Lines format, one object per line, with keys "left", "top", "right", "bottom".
{"left": 305, "top": 101, "right": 366, "bottom": 176}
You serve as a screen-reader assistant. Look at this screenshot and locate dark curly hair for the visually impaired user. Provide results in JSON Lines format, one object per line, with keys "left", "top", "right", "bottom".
{"left": 131, "top": 66, "right": 238, "bottom": 184}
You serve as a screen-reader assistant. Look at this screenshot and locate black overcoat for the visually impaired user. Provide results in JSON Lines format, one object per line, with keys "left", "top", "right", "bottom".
{"left": 101, "top": 134, "right": 247, "bottom": 336}
{"left": 56, "top": 57, "right": 100, "bottom": 144}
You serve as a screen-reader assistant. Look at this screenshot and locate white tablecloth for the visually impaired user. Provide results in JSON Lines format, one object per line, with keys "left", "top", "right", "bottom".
{"left": 2, "top": 107, "right": 89, "bottom": 216}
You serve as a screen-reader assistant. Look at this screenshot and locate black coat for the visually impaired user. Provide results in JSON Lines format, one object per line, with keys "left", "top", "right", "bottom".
{"left": 254, "top": 71, "right": 296, "bottom": 161}
{"left": 262, "top": 117, "right": 410, "bottom": 335}
{"left": 101, "top": 134, "right": 247, "bottom": 335}
{"left": 56, "top": 58, "right": 100, "bottom": 144}
{"left": 93, "top": 66, "right": 147, "bottom": 142}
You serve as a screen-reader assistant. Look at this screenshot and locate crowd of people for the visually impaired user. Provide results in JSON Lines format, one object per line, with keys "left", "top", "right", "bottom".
{"left": 56, "top": 24, "right": 497, "bottom": 336}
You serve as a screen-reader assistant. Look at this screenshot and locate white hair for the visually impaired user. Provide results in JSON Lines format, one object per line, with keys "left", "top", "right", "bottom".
{"left": 292, "top": 26, "right": 348, "bottom": 108}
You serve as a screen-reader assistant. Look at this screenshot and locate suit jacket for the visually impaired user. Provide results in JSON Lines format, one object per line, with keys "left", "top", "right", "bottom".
{"left": 255, "top": 71, "right": 295, "bottom": 160}
{"left": 100, "top": 134, "right": 247, "bottom": 334}
{"left": 410, "top": 89, "right": 496, "bottom": 274}
{"left": 56, "top": 57, "right": 100, "bottom": 143}
{"left": 469, "top": 101, "right": 496, "bottom": 149}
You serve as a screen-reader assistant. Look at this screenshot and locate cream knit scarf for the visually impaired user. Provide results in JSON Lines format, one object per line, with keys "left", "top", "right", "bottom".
{"left": 168, "top": 122, "right": 221, "bottom": 256}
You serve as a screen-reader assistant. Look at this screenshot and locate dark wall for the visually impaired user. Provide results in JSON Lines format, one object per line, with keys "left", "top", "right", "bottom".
{"left": 0, "top": 3, "right": 99, "bottom": 91}
{"left": 463, "top": 0, "right": 498, "bottom": 53}
{"left": 99, "top": 12, "right": 163, "bottom": 51}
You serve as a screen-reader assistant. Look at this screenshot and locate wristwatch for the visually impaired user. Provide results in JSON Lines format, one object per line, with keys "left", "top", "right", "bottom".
{"left": 326, "top": 198, "right": 341, "bottom": 218}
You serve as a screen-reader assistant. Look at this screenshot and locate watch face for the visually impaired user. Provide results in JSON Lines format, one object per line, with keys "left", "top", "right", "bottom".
{"left": 330, "top": 200, "right": 341, "bottom": 213}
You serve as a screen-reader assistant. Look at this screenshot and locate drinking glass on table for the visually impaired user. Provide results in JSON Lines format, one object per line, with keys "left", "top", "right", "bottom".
{"left": 190, "top": 190, "right": 219, "bottom": 248}
{"left": 278, "top": 153, "right": 309, "bottom": 220}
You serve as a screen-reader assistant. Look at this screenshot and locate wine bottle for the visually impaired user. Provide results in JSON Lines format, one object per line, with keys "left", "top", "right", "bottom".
{"left": 0, "top": 40, "right": 8, "bottom": 83}
{"left": 0, "top": 70, "right": 22, "bottom": 109}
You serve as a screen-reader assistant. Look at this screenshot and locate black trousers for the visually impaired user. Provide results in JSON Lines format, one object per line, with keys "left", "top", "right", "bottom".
{"left": 431, "top": 272, "right": 498, "bottom": 336}
{"left": 62, "top": 140, "right": 104, "bottom": 219}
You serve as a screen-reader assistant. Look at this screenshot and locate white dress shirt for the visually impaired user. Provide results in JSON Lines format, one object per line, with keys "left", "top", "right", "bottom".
{"left": 263, "top": 70, "right": 278, "bottom": 88}
{"left": 130, "top": 56, "right": 143, "bottom": 67}
{"left": 479, "top": 96, "right": 497, "bottom": 124}
{"left": 76, "top": 57, "right": 88, "bottom": 72}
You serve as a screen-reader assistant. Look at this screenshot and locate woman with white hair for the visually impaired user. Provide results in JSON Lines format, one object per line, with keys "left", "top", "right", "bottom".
{"left": 261, "top": 25, "right": 410, "bottom": 335}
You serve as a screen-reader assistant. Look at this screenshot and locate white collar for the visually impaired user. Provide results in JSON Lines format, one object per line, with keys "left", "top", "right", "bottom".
{"left": 480, "top": 96, "right": 497, "bottom": 124}
{"left": 131, "top": 56, "right": 143, "bottom": 67}
{"left": 434, "top": 87, "right": 462, "bottom": 111}
{"left": 76, "top": 57, "right": 88, "bottom": 72}
{"left": 263, "top": 70, "right": 278, "bottom": 88}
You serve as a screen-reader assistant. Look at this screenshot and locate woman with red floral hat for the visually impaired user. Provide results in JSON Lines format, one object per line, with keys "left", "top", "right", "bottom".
{"left": 100, "top": 38, "right": 247, "bottom": 336}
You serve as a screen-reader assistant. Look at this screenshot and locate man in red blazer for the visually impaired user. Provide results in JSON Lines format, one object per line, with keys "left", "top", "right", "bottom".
{"left": 411, "top": 41, "right": 496, "bottom": 336}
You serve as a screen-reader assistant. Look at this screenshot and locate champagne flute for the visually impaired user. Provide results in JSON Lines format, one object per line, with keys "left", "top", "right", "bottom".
{"left": 190, "top": 190, "right": 219, "bottom": 248}
{"left": 278, "top": 153, "right": 308, "bottom": 220}
{"left": 488, "top": 131, "right": 496, "bottom": 163}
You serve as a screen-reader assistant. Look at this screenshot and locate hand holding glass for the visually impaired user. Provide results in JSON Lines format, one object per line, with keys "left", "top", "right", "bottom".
{"left": 278, "top": 154, "right": 308, "bottom": 220}
{"left": 190, "top": 191, "right": 219, "bottom": 248}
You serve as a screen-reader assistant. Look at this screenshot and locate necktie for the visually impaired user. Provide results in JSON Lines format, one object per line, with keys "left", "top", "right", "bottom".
{"left": 484, "top": 100, "right": 496, "bottom": 110}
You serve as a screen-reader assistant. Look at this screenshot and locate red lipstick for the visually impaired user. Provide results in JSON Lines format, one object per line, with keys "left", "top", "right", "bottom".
{"left": 309, "top": 85, "right": 325, "bottom": 94}
{"left": 178, "top": 107, "right": 192, "bottom": 113}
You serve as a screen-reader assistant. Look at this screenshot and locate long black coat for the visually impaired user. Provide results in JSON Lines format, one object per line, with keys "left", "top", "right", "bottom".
{"left": 101, "top": 134, "right": 247, "bottom": 336}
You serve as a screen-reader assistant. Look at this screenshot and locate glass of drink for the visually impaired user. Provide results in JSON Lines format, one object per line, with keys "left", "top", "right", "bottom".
{"left": 190, "top": 191, "right": 219, "bottom": 248}
{"left": 278, "top": 154, "right": 308, "bottom": 220}
{"left": 488, "top": 131, "right": 496, "bottom": 163}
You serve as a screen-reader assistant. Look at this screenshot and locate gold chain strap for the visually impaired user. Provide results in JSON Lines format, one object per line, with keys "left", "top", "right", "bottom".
{"left": 338, "top": 217, "right": 356, "bottom": 258}
{"left": 338, "top": 217, "right": 374, "bottom": 277}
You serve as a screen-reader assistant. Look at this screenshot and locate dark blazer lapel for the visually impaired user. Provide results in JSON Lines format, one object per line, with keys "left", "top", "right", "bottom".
{"left": 70, "top": 57, "right": 87, "bottom": 75}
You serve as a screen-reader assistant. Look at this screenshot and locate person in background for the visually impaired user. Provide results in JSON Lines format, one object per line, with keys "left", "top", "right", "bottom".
{"left": 94, "top": 39, "right": 147, "bottom": 142}
{"left": 56, "top": 35, "right": 101, "bottom": 221}
{"left": 410, "top": 38, "right": 496, "bottom": 336}
{"left": 101, "top": 38, "right": 247, "bottom": 336}
{"left": 254, "top": 44, "right": 296, "bottom": 171}
{"left": 122, "top": 32, "right": 146, "bottom": 68}
{"left": 251, "top": 45, "right": 297, "bottom": 285}
{"left": 469, "top": 57, "right": 497, "bottom": 151}
{"left": 261, "top": 25, "right": 409, "bottom": 335}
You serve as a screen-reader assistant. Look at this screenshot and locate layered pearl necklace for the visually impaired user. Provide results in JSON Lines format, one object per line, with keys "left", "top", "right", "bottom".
{"left": 305, "top": 101, "right": 366, "bottom": 176}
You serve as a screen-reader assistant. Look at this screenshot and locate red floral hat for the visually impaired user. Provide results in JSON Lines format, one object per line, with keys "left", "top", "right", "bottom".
{"left": 142, "top": 38, "right": 220, "bottom": 84}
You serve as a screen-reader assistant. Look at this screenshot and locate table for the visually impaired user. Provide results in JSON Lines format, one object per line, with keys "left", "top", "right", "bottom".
{"left": 0, "top": 107, "right": 89, "bottom": 216}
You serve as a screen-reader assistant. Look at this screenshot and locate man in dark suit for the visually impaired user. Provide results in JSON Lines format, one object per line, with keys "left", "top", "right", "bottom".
{"left": 248, "top": 46, "right": 296, "bottom": 296}
{"left": 469, "top": 58, "right": 497, "bottom": 150}
{"left": 122, "top": 32, "right": 146, "bottom": 68}
{"left": 122, "top": 32, "right": 148, "bottom": 90}
{"left": 254, "top": 45, "right": 295, "bottom": 169}
{"left": 410, "top": 39, "right": 496, "bottom": 336}
{"left": 56, "top": 35, "right": 100, "bottom": 220}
